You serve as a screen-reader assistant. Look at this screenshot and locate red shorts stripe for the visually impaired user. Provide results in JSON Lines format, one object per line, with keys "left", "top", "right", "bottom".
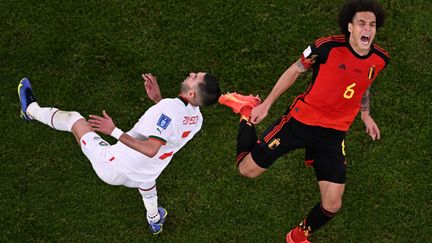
{"left": 264, "top": 113, "right": 292, "bottom": 143}
{"left": 236, "top": 152, "right": 249, "bottom": 163}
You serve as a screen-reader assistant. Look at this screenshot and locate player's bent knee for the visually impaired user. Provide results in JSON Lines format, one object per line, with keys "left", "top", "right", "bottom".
{"left": 322, "top": 199, "right": 342, "bottom": 213}
{"left": 238, "top": 165, "right": 258, "bottom": 178}
{"left": 72, "top": 117, "right": 94, "bottom": 141}
{"left": 238, "top": 155, "right": 265, "bottom": 178}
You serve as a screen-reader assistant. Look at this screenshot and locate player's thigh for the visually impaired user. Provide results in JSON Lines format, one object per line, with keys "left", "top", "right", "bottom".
{"left": 251, "top": 113, "right": 304, "bottom": 169}
{"left": 80, "top": 132, "right": 126, "bottom": 185}
{"left": 312, "top": 133, "right": 347, "bottom": 184}
{"left": 238, "top": 153, "right": 266, "bottom": 178}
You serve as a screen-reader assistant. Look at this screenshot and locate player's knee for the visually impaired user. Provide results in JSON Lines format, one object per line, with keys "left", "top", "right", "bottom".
{"left": 322, "top": 198, "right": 342, "bottom": 213}
{"left": 67, "top": 111, "right": 85, "bottom": 128}
{"left": 238, "top": 165, "right": 258, "bottom": 178}
{"left": 237, "top": 156, "right": 266, "bottom": 178}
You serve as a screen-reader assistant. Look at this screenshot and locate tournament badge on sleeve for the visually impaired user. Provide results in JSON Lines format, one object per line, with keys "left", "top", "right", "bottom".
{"left": 157, "top": 114, "right": 171, "bottom": 130}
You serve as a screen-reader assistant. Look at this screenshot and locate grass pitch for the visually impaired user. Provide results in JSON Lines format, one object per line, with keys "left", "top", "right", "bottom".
{"left": 1, "top": 0, "right": 431, "bottom": 242}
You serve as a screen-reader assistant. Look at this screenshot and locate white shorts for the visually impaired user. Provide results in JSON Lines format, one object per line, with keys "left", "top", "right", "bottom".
{"left": 80, "top": 132, "right": 142, "bottom": 188}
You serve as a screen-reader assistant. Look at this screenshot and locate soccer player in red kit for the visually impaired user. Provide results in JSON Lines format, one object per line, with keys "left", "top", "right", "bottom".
{"left": 219, "top": 0, "right": 389, "bottom": 242}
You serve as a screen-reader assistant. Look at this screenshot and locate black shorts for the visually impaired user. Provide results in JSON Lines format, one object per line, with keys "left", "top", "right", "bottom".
{"left": 250, "top": 111, "right": 347, "bottom": 184}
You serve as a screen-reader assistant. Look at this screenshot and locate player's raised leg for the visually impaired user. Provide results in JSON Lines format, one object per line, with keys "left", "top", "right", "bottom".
{"left": 219, "top": 92, "right": 265, "bottom": 177}
{"left": 218, "top": 92, "right": 261, "bottom": 120}
{"left": 18, "top": 77, "right": 91, "bottom": 143}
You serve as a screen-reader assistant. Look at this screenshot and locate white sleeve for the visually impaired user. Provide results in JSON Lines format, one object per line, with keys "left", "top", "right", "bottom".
{"left": 131, "top": 103, "right": 175, "bottom": 144}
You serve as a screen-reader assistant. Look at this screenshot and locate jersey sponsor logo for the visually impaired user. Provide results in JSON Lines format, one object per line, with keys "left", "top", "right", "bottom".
{"left": 157, "top": 114, "right": 171, "bottom": 129}
{"left": 183, "top": 116, "right": 199, "bottom": 125}
{"left": 338, "top": 64, "right": 346, "bottom": 70}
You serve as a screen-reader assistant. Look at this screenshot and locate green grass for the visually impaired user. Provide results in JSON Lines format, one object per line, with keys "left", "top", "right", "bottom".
{"left": 1, "top": 0, "right": 431, "bottom": 242}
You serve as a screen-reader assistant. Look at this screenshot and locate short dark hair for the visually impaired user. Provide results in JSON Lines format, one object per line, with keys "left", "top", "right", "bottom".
{"left": 196, "top": 73, "right": 221, "bottom": 106}
{"left": 338, "top": 0, "right": 385, "bottom": 37}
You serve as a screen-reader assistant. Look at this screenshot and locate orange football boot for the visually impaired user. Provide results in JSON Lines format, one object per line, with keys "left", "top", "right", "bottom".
{"left": 218, "top": 92, "right": 261, "bottom": 118}
{"left": 286, "top": 228, "right": 311, "bottom": 243}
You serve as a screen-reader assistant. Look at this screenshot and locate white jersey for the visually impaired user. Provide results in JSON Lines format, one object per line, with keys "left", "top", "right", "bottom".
{"left": 110, "top": 97, "right": 202, "bottom": 183}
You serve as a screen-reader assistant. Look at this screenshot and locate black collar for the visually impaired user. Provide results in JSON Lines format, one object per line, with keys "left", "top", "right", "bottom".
{"left": 177, "top": 96, "right": 189, "bottom": 106}
{"left": 346, "top": 39, "right": 374, "bottom": 59}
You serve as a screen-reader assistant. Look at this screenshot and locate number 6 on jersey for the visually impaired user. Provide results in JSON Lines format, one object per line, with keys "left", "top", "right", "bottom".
{"left": 343, "top": 83, "right": 356, "bottom": 99}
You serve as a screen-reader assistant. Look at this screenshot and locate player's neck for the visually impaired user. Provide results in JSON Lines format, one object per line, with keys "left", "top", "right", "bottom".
{"left": 177, "top": 95, "right": 190, "bottom": 106}
{"left": 348, "top": 37, "right": 371, "bottom": 56}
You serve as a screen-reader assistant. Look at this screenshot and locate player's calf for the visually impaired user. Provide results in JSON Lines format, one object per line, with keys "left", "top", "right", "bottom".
{"left": 18, "top": 77, "right": 84, "bottom": 132}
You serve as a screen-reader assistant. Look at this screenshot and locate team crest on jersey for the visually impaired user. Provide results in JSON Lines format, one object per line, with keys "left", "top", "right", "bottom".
{"left": 157, "top": 114, "right": 171, "bottom": 129}
{"left": 268, "top": 138, "right": 280, "bottom": 150}
{"left": 368, "top": 65, "right": 376, "bottom": 80}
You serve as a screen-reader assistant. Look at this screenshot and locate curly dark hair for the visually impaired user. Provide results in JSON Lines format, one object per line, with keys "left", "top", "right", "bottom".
{"left": 196, "top": 73, "right": 221, "bottom": 106}
{"left": 338, "top": 0, "right": 385, "bottom": 37}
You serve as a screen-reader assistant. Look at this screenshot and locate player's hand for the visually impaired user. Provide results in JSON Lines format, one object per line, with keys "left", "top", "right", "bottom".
{"left": 249, "top": 103, "right": 270, "bottom": 124}
{"left": 142, "top": 73, "right": 162, "bottom": 103}
{"left": 88, "top": 110, "right": 116, "bottom": 136}
{"left": 361, "top": 114, "right": 380, "bottom": 140}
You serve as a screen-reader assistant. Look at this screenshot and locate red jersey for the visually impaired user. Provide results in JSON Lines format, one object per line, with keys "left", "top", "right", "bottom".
{"left": 291, "top": 35, "right": 390, "bottom": 131}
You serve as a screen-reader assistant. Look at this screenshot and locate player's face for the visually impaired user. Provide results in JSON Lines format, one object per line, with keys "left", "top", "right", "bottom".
{"left": 348, "top": 11, "right": 376, "bottom": 55}
{"left": 180, "top": 72, "right": 205, "bottom": 95}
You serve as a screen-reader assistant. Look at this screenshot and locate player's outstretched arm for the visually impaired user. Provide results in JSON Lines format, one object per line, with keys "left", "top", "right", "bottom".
{"left": 142, "top": 73, "right": 162, "bottom": 104}
{"left": 249, "top": 59, "right": 306, "bottom": 124}
{"left": 89, "top": 110, "right": 162, "bottom": 157}
{"left": 360, "top": 86, "right": 380, "bottom": 140}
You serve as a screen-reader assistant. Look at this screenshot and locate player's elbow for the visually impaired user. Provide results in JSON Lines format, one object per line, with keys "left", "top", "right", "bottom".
{"left": 145, "top": 149, "right": 158, "bottom": 158}
{"left": 141, "top": 139, "right": 162, "bottom": 158}
{"left": 139, "top": 145, "right": 160, "bottom": 158}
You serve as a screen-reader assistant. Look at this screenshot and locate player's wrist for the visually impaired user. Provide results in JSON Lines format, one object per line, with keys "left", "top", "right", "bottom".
{"left": 360, "top": 111, "right": 371, "bottom": 120}
{"left": 111, "top": 127, "right": 124, "bottom": 140}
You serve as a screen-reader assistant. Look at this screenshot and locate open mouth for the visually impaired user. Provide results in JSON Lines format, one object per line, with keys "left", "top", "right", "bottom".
{"left": 360, "top": 35, "right": 370, "bottom": 45}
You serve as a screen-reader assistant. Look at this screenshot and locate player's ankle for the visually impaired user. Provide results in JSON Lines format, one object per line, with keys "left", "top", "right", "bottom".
{"left": 147, "top": 212, "right": 160, "bottom": 224}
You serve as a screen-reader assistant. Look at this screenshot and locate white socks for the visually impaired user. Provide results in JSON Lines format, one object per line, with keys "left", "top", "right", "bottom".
{"left": 139, "top": 185, "right": 160, "bottom": 224}
{"left": 26, "top": 102, "right": 83, "bottom": 132}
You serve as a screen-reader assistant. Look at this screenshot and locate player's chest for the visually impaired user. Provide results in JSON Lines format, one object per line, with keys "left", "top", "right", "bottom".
{"left": 319, "top": 49, "right": 382, "bottom": 86}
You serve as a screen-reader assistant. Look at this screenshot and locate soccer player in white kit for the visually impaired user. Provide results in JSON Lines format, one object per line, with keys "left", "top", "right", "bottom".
{"left": 17, "top": 72, "right": 221, "bottom": 234}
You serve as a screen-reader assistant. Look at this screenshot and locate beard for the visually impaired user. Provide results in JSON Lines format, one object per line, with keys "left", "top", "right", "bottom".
{"left": 180, "top": 82, "right": 189, "bottom": 94}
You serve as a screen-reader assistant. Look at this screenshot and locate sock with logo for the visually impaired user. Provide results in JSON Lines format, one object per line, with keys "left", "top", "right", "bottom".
{"left": 291, "top": 202, "right": 336, "bottom": 241}
{"left": 139, "top": 184, "right": 160, "bottom": 224}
